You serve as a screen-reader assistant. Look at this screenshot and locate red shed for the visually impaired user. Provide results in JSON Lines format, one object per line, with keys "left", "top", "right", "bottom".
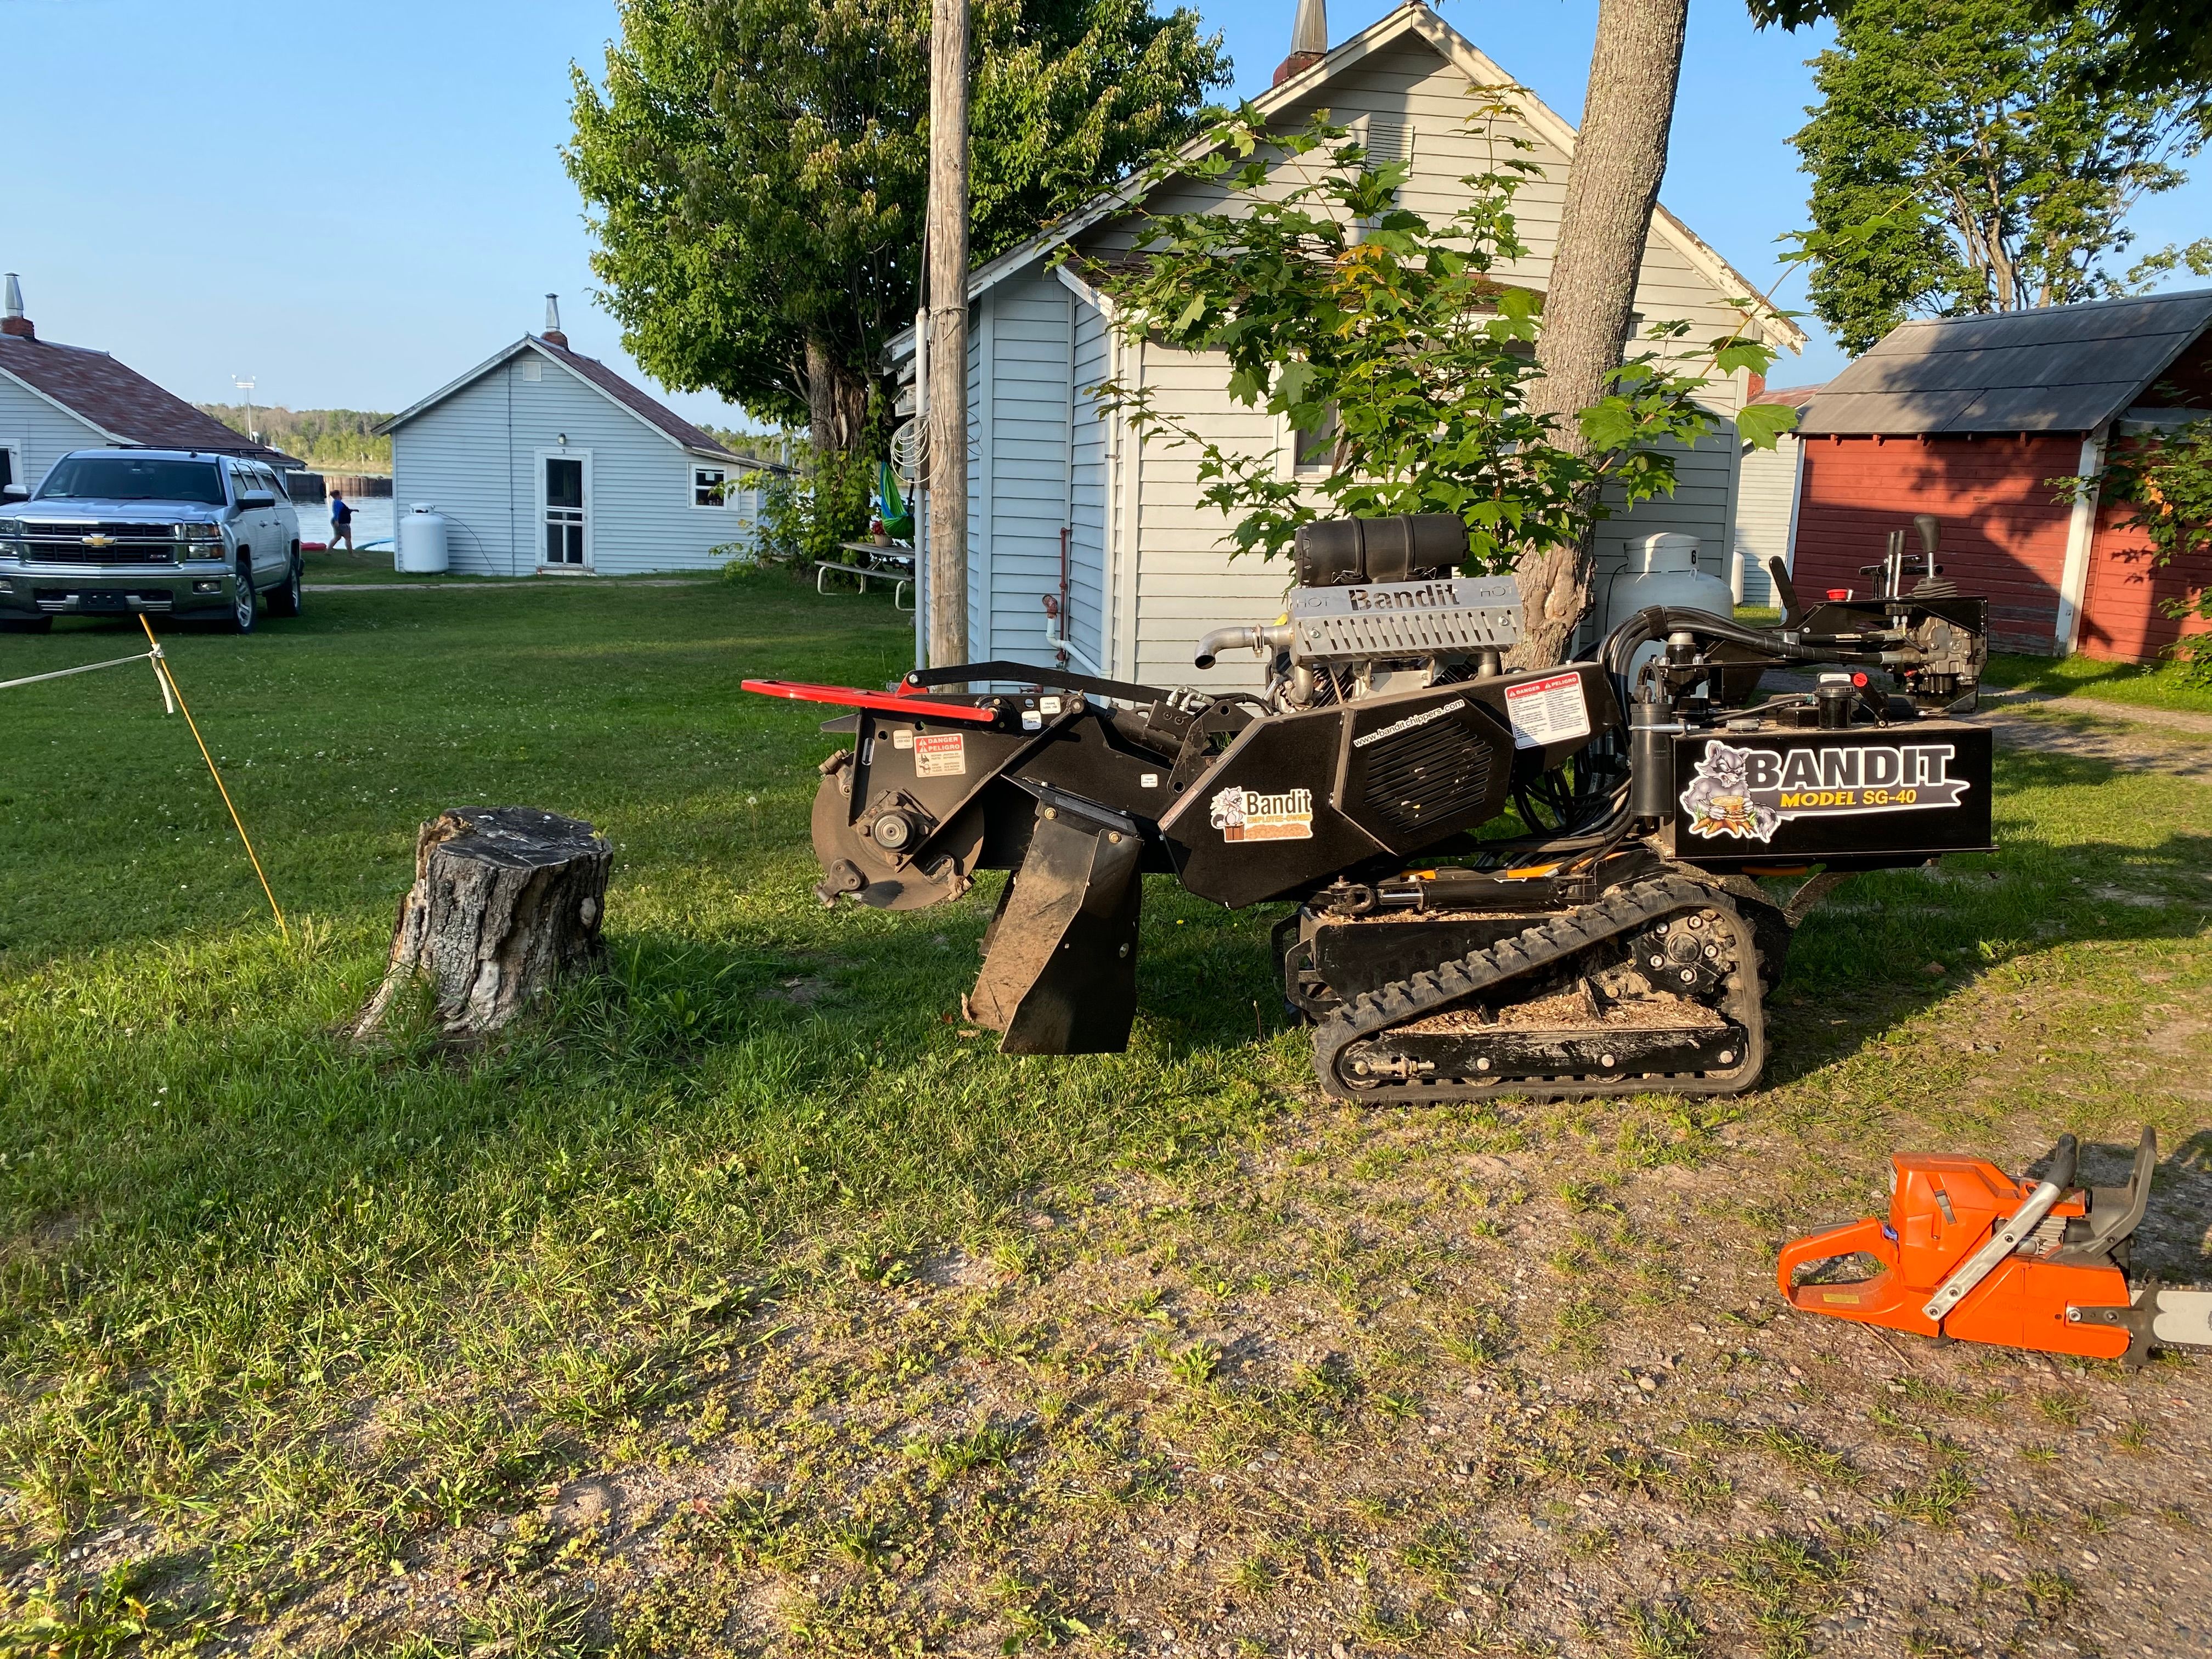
{"left": 1791, "top": 291, "right": 2212, "bottom": 659}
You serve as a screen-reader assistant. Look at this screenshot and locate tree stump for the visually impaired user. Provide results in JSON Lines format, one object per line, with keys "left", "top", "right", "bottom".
{"left": 353, "top": 807, "right": 612, "bottom": 1041}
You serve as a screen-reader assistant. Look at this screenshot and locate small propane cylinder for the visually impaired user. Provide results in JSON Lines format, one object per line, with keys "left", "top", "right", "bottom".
{"left": 397, "top": 503, "right": 451, "bottom": 574}
{"left": 1599, "top": 533, "right": 1734, "bottom": 686}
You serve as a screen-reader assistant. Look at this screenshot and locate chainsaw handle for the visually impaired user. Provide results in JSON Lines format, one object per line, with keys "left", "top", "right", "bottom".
{"left": 1776, "top": 1216, "right": 1895, "bottom": 1307}
{"left": 2041, "top": 1133, "right": 2079, "bottom": 1194}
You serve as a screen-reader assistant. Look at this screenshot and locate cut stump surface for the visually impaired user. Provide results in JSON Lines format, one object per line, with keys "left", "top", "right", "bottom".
{"left": 354, "top": 807, "right": 611, "bottom": 1040}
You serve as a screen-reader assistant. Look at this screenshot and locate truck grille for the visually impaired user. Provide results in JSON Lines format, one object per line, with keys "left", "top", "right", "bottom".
{"left": 20, "top": 523, "right": 181, "bottom": 564}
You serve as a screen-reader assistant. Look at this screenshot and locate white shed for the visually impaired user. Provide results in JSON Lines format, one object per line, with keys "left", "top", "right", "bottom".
{"left": 893, "top": 3, "right": 1803, "bottom": 685}
{"left": 1728, "top": 383, "right": 1820, "bottom": 607}
{"left": 376, "top": 303, "right": 780, "bottom": 577}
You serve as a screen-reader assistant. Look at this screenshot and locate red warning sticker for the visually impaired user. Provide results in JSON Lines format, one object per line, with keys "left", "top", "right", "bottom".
{"left": 1504, "top": 672, "right": 1591, "bottom": 749}
{"left": 913, "top": 732, "right": 967, "bottom": 777}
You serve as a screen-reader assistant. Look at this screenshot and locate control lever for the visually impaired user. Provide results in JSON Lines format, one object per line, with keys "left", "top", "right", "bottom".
{"left": 1764, "top": 555, "right": 1806, "bottom": 630}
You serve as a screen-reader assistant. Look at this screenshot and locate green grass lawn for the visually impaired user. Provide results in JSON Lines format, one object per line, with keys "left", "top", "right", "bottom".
{"left": 2, "top": 577, "right": 2208, "bottom": 1656}
{"left": 301, "top": 547, "right": 725, "bottom": 588}
{"left": 1981, "top": 648, "right": 2212, "bottom": 716}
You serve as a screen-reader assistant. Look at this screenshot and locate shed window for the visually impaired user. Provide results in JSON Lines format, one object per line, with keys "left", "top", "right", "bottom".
{"left": 1294, "top": 405, "right": 1338, "bottom": 475}
{"left": 693, "top": 466, "right": 729, "bottom": 507}
{"left": 0, "top": 445, "right": 14, "bottom": 495}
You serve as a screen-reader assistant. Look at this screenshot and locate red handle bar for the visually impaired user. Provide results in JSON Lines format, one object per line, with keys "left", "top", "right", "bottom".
{"left": 740, "top": 678, "right": 1002, "bottom": 725}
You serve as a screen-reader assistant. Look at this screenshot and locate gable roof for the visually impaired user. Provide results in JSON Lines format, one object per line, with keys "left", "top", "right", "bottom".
{"left": 376, "top": 335, "right": 750, "bottom": 462}
{"left": 890, "top": 2, "right": 1803, "bottom": 358}
{"left": 1799, "top": 289, "right": 2212, "bottom": 437}
{"left": 0, "top": 333, "right": 300, "bottom": 466}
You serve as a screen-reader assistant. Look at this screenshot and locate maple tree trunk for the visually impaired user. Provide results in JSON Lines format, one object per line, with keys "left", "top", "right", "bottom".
{"left": 1514, "top": 0, "right": 1690, "bottom": 668}
{"left": 805, "top": 336, "right": 870, "bottom": 459}
{"left": 353, "top": 808, "right": 611, "bottom": 1041}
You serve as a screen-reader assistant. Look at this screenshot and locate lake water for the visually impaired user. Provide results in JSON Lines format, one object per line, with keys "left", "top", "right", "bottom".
{"left": 298, "top": 494, "right": 395, "bottom": 550}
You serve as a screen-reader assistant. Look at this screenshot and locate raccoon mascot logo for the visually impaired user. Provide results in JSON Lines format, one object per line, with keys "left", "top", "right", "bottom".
{"left": 1681, "top": 742, "right": 1781, "bottom": 842}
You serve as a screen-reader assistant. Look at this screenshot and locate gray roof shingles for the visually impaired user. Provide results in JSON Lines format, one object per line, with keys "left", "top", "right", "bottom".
{"left": 1798, "top": 289, "right": 2212, "bottom": 437}
{"left": 532, "top": 337, "right": 741, "bottom": 461}
{"left": 0, "top": 334, "right": 299, "bottom": 465}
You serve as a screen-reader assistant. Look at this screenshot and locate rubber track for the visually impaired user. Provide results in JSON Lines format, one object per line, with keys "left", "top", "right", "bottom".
{"left": 1311, "top": 873, "right": 1762, "bottom": 1105}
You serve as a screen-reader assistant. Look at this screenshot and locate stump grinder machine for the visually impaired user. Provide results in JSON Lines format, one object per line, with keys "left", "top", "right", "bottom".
{"left": 745, "top": 514, "right": 1995, "bottom": 1104}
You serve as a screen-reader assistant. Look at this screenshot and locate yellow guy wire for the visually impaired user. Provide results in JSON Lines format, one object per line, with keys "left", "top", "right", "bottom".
{"left": 139, "top": 614, "right": 289, "bottom": 942}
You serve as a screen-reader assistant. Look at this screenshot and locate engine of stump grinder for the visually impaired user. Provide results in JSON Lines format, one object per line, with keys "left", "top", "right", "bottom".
{"left": 745, "top": 512, "right": 1994, "bottom": 1103}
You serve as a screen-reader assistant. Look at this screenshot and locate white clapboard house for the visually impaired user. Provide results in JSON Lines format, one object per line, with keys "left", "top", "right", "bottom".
{"left": 376, "top": 300, "right": 782, "bottom": 576}
{"left": 0, "top": 274, "right": 298, "bottom": 497}
{"left": 1727, "top": 382, "right": 1820, "bottom": 607}
{"left": 891, "top": 1, "right": 1804, "bottom": 684}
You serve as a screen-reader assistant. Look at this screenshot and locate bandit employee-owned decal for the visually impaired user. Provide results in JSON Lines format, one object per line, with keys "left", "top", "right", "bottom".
{"left": 1210, "top": 785, "right": 1316, "bottom": 843}
{"left": 1682, "top": 741, "right": 1972, "bottom": 842}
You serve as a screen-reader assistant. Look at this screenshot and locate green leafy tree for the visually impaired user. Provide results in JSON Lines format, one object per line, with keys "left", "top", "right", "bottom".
{"left": 1791, "top": 0, "right": 2211, "bottom": 354}
{"left": 1084, "top": 110, "right": 1792, "bottom": 601}
{"left": 567, "top": 0, "right": 1227, "bottom": 459}
{"left": 2072, "top": 417, "right": 2212, "bottom": 679}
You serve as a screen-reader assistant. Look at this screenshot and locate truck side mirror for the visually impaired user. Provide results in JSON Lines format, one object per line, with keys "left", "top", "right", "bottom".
{"left": 0, "top": 486, "right": 26, "bottom": 504}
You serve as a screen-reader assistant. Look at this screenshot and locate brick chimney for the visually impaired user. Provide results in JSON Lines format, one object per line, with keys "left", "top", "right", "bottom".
{"left": 541, "top": 292, "right": 568, "bottom": 349}
{"left": 1272, "top": 0, "right": 1328, "bottom": 85}
{"left": 1, "top": 274, "right": 32, "bottom": 341}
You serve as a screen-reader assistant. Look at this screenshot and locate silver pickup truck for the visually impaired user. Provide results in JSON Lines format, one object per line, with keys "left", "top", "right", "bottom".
{"left": 0, "top": 448, "right": 302, "bottom": 634}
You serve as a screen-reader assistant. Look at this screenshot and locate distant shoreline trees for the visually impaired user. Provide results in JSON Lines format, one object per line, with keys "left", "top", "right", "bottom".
{"left": 195, "top": 405, "right": 393, "bottom": 472}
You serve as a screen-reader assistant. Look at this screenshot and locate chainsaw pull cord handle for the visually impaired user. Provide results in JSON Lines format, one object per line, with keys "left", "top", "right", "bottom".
{"left": 1921, "top": 1135, "right": 2079, "bottom": 1324}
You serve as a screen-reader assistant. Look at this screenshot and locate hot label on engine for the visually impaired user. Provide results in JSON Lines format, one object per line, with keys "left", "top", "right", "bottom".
{"left": 1683, "top": 740, "right": 1971, "bottom": 842}
{"left": 1210, "top": 785, "right": 1314, "bottom": 842}
{"left": 1505, "top": 672, "right": 1592, "bottom": 749}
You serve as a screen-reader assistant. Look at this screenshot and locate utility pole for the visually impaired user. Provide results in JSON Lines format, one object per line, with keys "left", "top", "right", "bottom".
{"left": 924, "top": 0, "right": 969, "bottom": 671}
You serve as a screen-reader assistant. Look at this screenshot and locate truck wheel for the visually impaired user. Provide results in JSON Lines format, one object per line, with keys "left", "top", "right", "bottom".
{"left": 229, "top": 557, "right": 258, "bottom": 634}
{"left": 267, "top": 551, "right": 303, "bottom": 618}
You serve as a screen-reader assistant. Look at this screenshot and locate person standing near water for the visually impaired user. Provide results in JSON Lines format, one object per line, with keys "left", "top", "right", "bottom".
{"left": 330, "top": 490, "right": 356, "bottom": 551}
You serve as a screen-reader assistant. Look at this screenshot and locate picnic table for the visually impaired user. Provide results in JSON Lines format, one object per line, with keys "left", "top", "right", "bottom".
{"left": 817, "top": 542, "right": 916, "bottom": 610}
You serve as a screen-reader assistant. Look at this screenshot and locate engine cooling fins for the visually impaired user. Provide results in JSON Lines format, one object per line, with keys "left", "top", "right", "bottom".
{"left": 1311, "top": 874, "right": 1766, "bottom": 1105}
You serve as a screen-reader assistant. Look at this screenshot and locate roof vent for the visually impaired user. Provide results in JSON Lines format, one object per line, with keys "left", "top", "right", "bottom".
{"left": 1, "top": 274, "right": 32, "bottom": 341}
{"left": 541, "top": 293, "right": 568, "bottom": 349}
{"left": 1273, "top": 0, "right": 1327, "bottom": 86}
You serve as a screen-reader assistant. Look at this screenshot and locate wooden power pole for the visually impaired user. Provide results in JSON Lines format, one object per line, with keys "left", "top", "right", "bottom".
{"left": 925, "top": 0, "right": 970, "bottom": 670}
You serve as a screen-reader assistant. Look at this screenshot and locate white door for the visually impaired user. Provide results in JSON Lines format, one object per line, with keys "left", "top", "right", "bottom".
{"left": 540, "top": 452, "right": 590, "bottom": 569}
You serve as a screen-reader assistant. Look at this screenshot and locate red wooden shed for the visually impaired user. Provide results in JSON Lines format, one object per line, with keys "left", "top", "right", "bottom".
{"left": 1791, "top": 291, "right": 2212, "bottom": 660}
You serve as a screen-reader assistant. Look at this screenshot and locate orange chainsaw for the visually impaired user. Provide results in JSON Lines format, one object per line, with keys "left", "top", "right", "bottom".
{"left": 1779, "top": 1128, "right": 2210, "bottom": 1365}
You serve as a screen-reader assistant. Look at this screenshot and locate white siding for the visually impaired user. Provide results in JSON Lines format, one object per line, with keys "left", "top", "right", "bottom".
{"left": 1730, "top": 436, "right": 1801, "bottom": 605}
{"left": 943, "top": 25, "right": 1788, "bottom": 683}
{"left": 0, "top": 380, "right": 108, "bottom": 495}
{"left": 389, "top": 346, "right": 755, "bottom": 577}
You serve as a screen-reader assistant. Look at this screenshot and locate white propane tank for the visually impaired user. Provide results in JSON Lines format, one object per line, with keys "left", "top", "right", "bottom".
{"left": 397, "top": 503, "right": 450, "bottom": 574}
{"left": 1600, "top": 533, "right": 1734, "bottom": 685}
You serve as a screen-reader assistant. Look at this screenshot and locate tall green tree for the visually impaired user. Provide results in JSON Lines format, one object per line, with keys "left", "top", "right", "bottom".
{"left": 1792, "top": 0, "right": 2209, "bottom": 354}
{"left": 566, "top": 0, "right": 1227, "bottom": 458}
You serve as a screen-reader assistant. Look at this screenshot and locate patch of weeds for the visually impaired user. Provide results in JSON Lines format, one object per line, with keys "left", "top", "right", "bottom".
{"left": 1620, "top": 1598, "right": 1706, "bottom": 1659}
{"left": 2018, "top": 1569, "right": 2079, "bottom": 1621}
{"left": 1742, "top": 1424, "right": 1860, "bottom": 1488}
{"left": 2033, "top": 1389, "right": 2087, "bottom": 1429}
{"left": 1369, "top": 1390, "right": 1421, "bottom": 1422}
{"left": 1350, "top": 1599, "right": 1427, "bottom": 1646}
{"left": 0, "top": 1569, "right": 219, "bottom": 1659}
{"left": 1878, "top": 1466, "right": 1976, "bottom": 1530}
{"left": 1866, "top": 1401, "right": 1963, "bottom": 1457}
{"left": 1437, "top": 1310, "right": 1510, "bottom": 1368}
{"left": 2075, "top": 1499, "right": 2126, "bottom": 1536}
{"left": 1551, "top": 1295, "right": 1607, "bottom": 1354}
{"left": 2112, "top": 1415, "right": 2154, "bottom": 1453}
{"left": 1230, "top": 1550, "right": 1279, "bottom": 1595}
{"left": 1399, "top": 1519, "right": 1470, "bottom": 1584}
{"left": 917, "top": 1418, "right": 1028, "bottom": 1482}
{"left": 1169, "top": 1341, "right": 1222, "bottom": 1389}
{"left": 1714, "top": 1532, "right": 1852, "bottom": 1659}
{"left": 1562, "top": 1523, "right": 1613, "bottom": 1560}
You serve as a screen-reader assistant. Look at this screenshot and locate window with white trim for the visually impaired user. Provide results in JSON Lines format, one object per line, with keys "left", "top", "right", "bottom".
{"left": 0, "top": 442, "right": 19, "bottom": 498}
{"left": 1293, "top": 405, "right": 1339, "bottom": 475}
{"left": 692, "top": 465, "right": 729, "bottom": 507}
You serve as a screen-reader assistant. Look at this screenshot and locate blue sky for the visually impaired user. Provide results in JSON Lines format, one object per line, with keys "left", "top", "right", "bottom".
{"left": 0, "top": 0, "right": 2204, "bottom": 427}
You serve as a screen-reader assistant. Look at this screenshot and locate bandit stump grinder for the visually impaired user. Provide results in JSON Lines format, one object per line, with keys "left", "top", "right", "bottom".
{"left": 745, "top": 512, "right": 1999, "bottom": 1105}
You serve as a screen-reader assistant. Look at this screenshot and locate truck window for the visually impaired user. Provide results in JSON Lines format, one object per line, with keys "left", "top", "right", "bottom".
{"left": 37, "top": 455, "right": 227, "bottom": 505}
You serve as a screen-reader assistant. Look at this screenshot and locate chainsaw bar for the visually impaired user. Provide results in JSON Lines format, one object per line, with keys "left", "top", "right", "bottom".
{"left": 1312, "top": 872, "right": 1765, "bottom": 1105}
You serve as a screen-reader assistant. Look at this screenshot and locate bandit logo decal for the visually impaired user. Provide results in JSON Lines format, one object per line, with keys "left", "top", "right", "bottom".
{"left": 1209, "top": 785, "right": 1315, "bottom": 843}
{"left": 1681, "top": 741, "right": 1971, "bottom": 842}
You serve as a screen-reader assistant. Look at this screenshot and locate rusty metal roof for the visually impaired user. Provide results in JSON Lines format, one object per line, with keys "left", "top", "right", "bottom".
{"left": 1799, "top": 289, "right": 2212, "bottom": 437}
